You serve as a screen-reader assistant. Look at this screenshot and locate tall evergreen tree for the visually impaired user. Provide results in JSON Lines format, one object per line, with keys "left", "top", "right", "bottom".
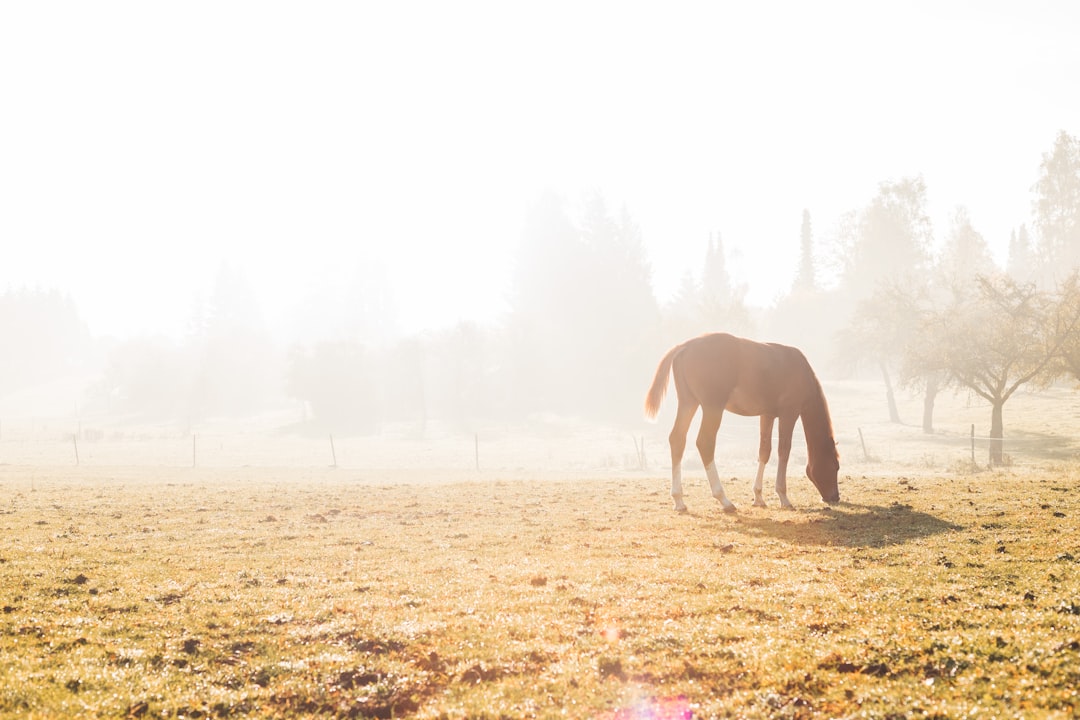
{"left": 191, "top": 263, "right": 275, "bottom": 417}
{"left": 507, "top": 191, "right": 659, "bottom": 421}
{"left": 507, "top": 191, "right": 579, "bottom": 414}
{"left": 844, "top": 176, "right": 933, "bottom": 302}
{"left": 701, "top": 232, "right": 732, "bottom": 303}
{"left": 1007, "top": 224, "right": 1037, "bottom": 283}
{"left": 699, "top": 232, "right": 749, "bottom": 332}
{"left": 837, "top": 176, "right": 934, "bottom": 422}
{"left": 1033, "top": 130, "right": 1080, "bottom": 283}
{"left": 793, "top": 209, "right": 816, "bottom": 293}
{"left": 939, "top": 206, "right": 997, "bottom": 287}
{"left": 767, "top": 210, "right": 837, "bottom": 369}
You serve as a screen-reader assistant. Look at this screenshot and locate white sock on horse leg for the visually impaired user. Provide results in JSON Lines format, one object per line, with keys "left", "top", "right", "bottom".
{"left": 705, "top": 461, "right": 734, "bottom": 508}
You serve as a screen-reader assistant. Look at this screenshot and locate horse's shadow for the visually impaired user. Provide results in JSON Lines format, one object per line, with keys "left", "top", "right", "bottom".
{"left": 706, "top": 502, "right": 963, "bottom": 548}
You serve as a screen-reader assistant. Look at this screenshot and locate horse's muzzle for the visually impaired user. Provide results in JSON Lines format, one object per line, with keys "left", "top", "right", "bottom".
{"left": 823, "top": 493, "right": 841, "bottom": 505}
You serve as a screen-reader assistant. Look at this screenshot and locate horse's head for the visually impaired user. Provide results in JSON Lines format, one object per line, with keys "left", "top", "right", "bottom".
{"left": 806, "top": 446, "right": 840, "bottom": 504}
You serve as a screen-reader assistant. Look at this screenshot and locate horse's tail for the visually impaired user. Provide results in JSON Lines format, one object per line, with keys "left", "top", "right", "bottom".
{"left": 644, "top": 343, "right": 683, "bottom": 420}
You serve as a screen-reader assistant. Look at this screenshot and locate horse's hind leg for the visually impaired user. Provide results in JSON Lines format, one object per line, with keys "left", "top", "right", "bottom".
{"left": 696, "top": 407, "right": 737, "bottom": 513}
{"left": 754, "top": 415, "right": 775, "bottom": 507}
{"left": 668, "top": 400, "right": 698, "bottom": 512}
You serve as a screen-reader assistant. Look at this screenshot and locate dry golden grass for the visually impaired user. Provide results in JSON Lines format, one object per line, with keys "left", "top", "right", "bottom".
{"left": 2, "top": 461, "right": 1079, "bottom": 719}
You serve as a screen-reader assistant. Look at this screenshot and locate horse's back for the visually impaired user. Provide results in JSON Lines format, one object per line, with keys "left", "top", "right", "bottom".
{"left": 673, "top": 333, "right": 815, "bottom": 416}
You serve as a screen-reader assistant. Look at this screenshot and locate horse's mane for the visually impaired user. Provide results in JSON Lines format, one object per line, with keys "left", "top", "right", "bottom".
{"left": 801, "top": 364, "right": 839, "bottom": 462}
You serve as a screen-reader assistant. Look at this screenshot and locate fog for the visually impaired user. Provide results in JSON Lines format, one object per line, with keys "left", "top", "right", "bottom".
{"left": 2, "top": 3, "right": 1080, "bottom": 448}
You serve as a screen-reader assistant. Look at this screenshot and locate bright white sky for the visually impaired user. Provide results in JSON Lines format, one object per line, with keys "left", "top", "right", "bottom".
{"left": 2, "top": 2, "right": 1077, "bottom": 341}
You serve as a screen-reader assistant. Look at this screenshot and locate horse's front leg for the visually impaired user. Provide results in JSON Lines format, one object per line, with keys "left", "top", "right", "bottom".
{"left": 775, "top": 416, "right": 797, "bottom": 508}
{"left": 754, "top": 415, "right": 775, "bottom": 507}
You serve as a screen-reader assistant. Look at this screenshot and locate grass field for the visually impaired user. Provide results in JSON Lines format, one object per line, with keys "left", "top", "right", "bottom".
{"left": 2, "top": 380, "right": 1080, "bottom": 718}
{"left": 2, "top": 459, "right": 1079, "bottom": 719}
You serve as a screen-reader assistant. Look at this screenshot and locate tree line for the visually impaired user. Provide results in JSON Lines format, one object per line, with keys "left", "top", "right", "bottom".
{"left": 4, "top": 131, "right": 1079, "bottom": 457}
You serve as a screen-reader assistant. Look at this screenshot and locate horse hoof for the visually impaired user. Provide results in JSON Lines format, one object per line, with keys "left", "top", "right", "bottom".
{"left": 673, "top": 502, "right": 688, "bottom": 513}
{"left": 722, "top": 504, "right": 738, "bottom": 514}
{"left": 752, "top": 500, "right": 767, "bottom": 508}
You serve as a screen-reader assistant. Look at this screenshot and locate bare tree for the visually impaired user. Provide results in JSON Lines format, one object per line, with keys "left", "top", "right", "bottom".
{"left": 834, "top": 177, "right": 934, "bottom": 421}
{"left": 906, "top": 276, "right": 1080, "bottom": 464}
{"left": 1049, "top": 274, "right": 1080, "bottom": 383}
{"left": 837, "top": 282, "right": 925, "bottom": 425}
{"left": 842, "top": 206, "right": 1003, "bottom": 433}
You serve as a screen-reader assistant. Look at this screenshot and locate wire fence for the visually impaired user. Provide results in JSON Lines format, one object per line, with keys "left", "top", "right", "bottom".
{"left": 850, "top": 422, "right": 1079, "bottom": 469}
{"left": 0, "top": 415, "right": 658, "bottom": 474}
{"left": 1, "top": 412, "right": 1073, "bottom": 475}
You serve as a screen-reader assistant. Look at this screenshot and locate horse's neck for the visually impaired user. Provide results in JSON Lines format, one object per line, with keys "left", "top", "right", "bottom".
{"left": 802, "top": 389, "right": 836, "bottom": 456}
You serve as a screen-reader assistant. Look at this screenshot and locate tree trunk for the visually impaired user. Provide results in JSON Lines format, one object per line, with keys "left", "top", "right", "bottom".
{"left": 989, "top": 400, "right": 1004, "bottom": 465}
{"left": 922, "top": 374, "right": 939, "bottom": 434}
{"left": 880, "top": 361, "right": 901, "bottom": 424}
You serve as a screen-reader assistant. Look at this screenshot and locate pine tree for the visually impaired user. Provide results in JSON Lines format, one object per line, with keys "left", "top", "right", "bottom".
{"left": 701, "top": 232, "right": 733, "bottom": 305}
{"left": 1006, "top": 224, "right": 1036, "bottom": 283}
{"left": 939, "top": 207, "right": 996, "bottom": 286}
{"left": 846, "top": 176, "right": 933, "bottom": 301}
{"left": 1033, "top": 130, "right": 1080, "bottom": 282}
{"left": 507, "top": 191, "right": 659, "bottom": 420}
{"left": 699, "top": 232, "right": 749, "bottom": 333}
{"left": 793, "top": 209, "right": 816, "bottom": 293}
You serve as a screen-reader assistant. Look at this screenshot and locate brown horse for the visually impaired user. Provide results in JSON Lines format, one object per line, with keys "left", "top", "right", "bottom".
{"left": 645, "top": 333, "right": 839, "bottom": 512}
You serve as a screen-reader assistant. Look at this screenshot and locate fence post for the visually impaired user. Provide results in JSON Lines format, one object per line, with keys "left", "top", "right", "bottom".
{"left": 330, "top": 434, "right": 337, "bottom": 468}
{"left": 73, "top": 434, "right": 79, "bottom": 466}
{"left": 475, "top": 433, "right": 480, "bottom": 472}
{"left": 193, "top": 433, "right": 197, "bottom": 468}
{"left": 859, "top": 428, "right": 868, "bottom": 462}
{"left": 970, "top": 424, "right": 975, "bottom": 465}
